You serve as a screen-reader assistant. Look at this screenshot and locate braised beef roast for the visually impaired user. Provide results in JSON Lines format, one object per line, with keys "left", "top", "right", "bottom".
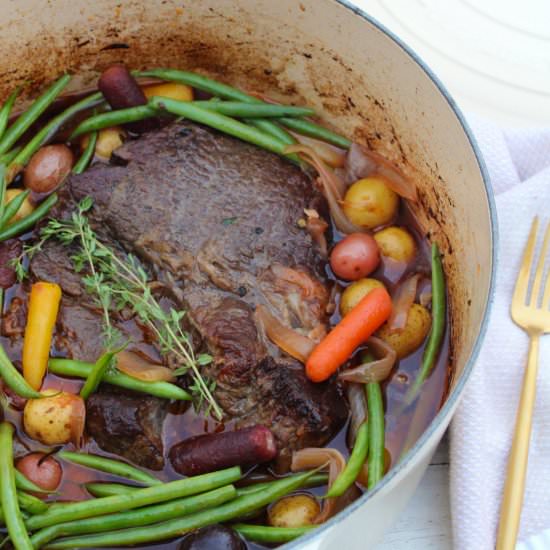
{"left": 10, "top": 121, "right": 348, "bottom": 469}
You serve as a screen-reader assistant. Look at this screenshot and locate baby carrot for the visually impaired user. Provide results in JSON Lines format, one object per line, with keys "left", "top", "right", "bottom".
{"left": 22, "top": 282, "right": 62, "bottom": 390}
{"left": 306, "top": 287, "right": 392, "bottom": 382}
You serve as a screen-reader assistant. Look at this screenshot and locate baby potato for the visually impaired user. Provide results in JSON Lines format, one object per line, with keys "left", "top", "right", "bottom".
{"left": 143, "top": 82, "right": 193, "bottom": 102}
{"left": 374, "top": 226, "right": 416, "bottom": 263}
{"left": 81, "top": 126, "right": 125, "bottom": 160}
{"left": 343, "top": 176, "right": 399, "bottom": 229}
{"left": 23, "top": 390, "right": 85, "bottom": 446}
{"left": 377, "top": 303, "right": 431, "bottom": 359}
{"left": 16, "top": 452, "right": 62, "bottom": 492}
{"left": 24, "top": 144, "right": 73, "bottom": 194}
{"left": 268, "top": 493, "right": 320, "bottom": 528}
{"left": 4, "top": 189, "right": 34, "bottom": 224}
{"left": 340, "top": 278, "right": 386, "bottom": 316}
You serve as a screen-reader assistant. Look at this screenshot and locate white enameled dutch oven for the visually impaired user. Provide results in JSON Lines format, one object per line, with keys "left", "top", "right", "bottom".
{"left": 0, "top": 1, "right": 496, "bottom": 547}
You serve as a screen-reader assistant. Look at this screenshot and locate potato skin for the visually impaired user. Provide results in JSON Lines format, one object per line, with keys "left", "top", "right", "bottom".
{"left": 377, "top": 303, "right": 432, "bottom": 359}
{"left": 143, "top": 82, "right": 193, "bottom": 102}
{"left": 343, "top": 177, "right": 399, "bottom": 229}
{"left": 23, "top": 390, "right": 85, "bottom": 446}
{"left": 16, "top": 452, "right": 62, "bottom": 491}
{"left": 374, "top": 226, "right": 416, "bottom": 263}
{"left": 81, "top": 127, "right": 125, "bottom": 160}
{"left": 268, "top": 493, "right": 320, "bottom": 528}
{"left": 330, "top": 233, "right": 380, "bottom": 281}
{"left": 24, "top": 145, "right": 73, "bottom": 194}
{"left": 340, "top": 278, "right": 386, "bottom": 316}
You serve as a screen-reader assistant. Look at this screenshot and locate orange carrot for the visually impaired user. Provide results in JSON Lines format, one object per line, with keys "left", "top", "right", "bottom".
{"left": 306, "top": 287, "right": 392, "bottom": 382}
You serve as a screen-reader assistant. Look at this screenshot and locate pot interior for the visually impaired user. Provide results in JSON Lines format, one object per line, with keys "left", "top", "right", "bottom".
{"left": 0, "top": 0, "right": 494, "bottom": 517}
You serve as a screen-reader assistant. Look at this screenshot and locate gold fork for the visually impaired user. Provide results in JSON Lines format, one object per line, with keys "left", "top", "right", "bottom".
{"left": 496, "top": 217, "right": 550, "bottom": 550}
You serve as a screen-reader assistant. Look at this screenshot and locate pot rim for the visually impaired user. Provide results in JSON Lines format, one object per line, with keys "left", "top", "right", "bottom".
{"left": 286, "top": 1, "right": 498, "bottom": 547}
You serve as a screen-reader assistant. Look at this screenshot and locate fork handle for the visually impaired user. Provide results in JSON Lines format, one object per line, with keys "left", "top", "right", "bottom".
{"left": 496, "top": 334, "right": 540, "bottom": 550}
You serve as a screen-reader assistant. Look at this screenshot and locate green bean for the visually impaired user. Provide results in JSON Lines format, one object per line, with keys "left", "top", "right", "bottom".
{"left": 0, "top": 87, "right": 21, "bottom": 142}
{"left": 45, "top": 468, "right": 317, "bottom": 549}
{"left": 72, "top": 130, "right": 97, "bottom": 174}
{"left": 247, "top": 119, "right": 294, "bottom": 145}
{"left": 14, "top": 471, "right": 53, "bottom": 495}
{"left": 48, "top": 358, "right": 191, "bottom": 401}
{"left": 0, "top": 165, "right": 5, "bottom": 228}
{"left": 70, "top": 105, "right": 156, "bottom": 139}
{"left": 137, "top": 69, "right": 349, "bottom": 148}
{"left": 0, "top": 75, "right": 71, "bottom": 156}
{"left": 366, "top": 382, "right": 385, "bottom": 490}
{"left": 279, "top": 117, "right": 352, "bottom": 149}
{"left": 0, "top": 192, "right": 57, "bottom": 243}
{"left": 236, "top": 472, "right": 329, "bottom": 497}
{"left": 0, "top": 190, "right": 30, "bottom": 230}
{"left": 84, "top": 482, "right": 139, "bottom": 498}
{"left": 137, "top": 68, "right": 255, "bottom": 102}
{"left": 0, "top": 343, "right": 42, "bottom": 399}
{"left": 407, "top": 243, "right": 446, "bottom": 402}
{"left": 25, "top": 466, "right": 241, "bottom": 531}
{"left": 192, "top": 101, "right": 314, "bottom": 118}
{"left": 0, "top": 146, "right": 22, "bottom": 166}
{"left": 59, "top": 451, "right": 161, "bottom": 487}
{"left": 79, "top": 350, "right": 115, "bottom": 400}
{"left": 149, "top": 97, "right": 287, "bottom": 157}
{"left": 136, "top": 69, "right": 297, "bottom": 146}
{"left": 0, "top": 423, "right": 33, "bottom": 550}
{"left": 17, "top": 492, "right": 49, "bottom": 515}
{"left": 11, "top": 92, "right": 103, "bottom": 169}
{"left": 326, "top": 421, "right": 368, "bottom": 498}
{"left": 30, "top": 485, "right": 236, "bottom": 548}
{"left": 234, "top": 523, "right": 315, "bottom": 543}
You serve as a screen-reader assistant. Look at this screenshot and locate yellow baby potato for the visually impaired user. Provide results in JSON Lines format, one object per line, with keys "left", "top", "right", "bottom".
{"left": 377, "top": 303, "right": 431, "bottom": 359}
{"left": 374, "top": 226, "right": 417, "bottom": 263}
{"left": 340, "top": 278, "right": 386, "bottom": 316}
{"left": 343, "top": 176, "right": 399, "bottom": 229}
{"left": 268, "top": 494, "right": 320, "bottom": 528}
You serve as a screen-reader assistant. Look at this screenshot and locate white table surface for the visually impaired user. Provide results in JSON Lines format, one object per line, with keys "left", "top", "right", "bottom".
{"left": 376, "top": 436, "right": 452, "bottom": 549}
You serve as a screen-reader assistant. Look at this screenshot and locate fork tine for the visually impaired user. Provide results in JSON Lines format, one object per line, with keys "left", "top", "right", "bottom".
{"left": 530, "top": 221, "right": 550, "bottom": 307}
{"left": 513, "top": 217, "right": 539, "bottom": 306}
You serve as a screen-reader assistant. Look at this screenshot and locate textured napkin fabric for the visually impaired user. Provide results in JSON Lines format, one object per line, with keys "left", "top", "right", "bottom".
{"left": 450, "top": 116, "right": 550, "bottom": 549}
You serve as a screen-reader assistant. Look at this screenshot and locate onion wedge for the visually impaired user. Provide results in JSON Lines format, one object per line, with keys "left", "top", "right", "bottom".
{"left": 116, "top": 350, "right": 175, "bottom": 382}
{"left": 338, "top": 336, "right": 397, "bottom": 384}
{"left": 255, "top": 305, "right": 316, "bottom": 363}
{"left": 291, "top": 447, "right": 349, "bottom": 523}
{"left": 387, "top": 274, "right": 420, "bottom": 331}
{"left": 344, "top": 143, "right": 417, "bottom": 202}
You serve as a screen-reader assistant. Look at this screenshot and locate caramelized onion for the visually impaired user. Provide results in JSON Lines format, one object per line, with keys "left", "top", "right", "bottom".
{"left": 388, "top": 274, "right": 420, "bottom": 331}
{"left": 344, "top": 143, "right": 417, "bottom": 202}
{"left": 344, "top": 143, "right": 377, "bottom": 184}
{"left": 116, "top": 350, "right": 175, "bottom": 382}
{"left": 288, "top": 132, "right": 346, "bottom": 168}
{"left": 305, "top": 213, "right": 329, "bottom": 259}
{"left": 255, "top": 305, "right": 316, "bottom": 363}
{"left": 346, "top": 383, "right": 368, "bottom": 448}
{"left": 339, "top": 336, "right": 397, "bottom": 384}
{"left": 285, "top": 144, "right": 347, "bottom": 197}
{"left": 69, "top": 397, "right": 86, "bottom": 448}
{"left": 379, "top": 256, "right": 409, "bottom": 284}
{"left": 291, "top": 447, "right": 347, "bottom": 523}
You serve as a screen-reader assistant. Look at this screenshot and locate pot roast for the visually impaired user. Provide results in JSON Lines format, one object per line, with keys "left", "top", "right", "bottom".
{"left": 6, "top": 121, "right": 348, "bottom": 469}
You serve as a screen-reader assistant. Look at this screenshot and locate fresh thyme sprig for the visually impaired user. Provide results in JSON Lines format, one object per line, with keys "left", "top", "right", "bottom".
{"left": 13, "top": 197, "right": 220, "bottom": 419}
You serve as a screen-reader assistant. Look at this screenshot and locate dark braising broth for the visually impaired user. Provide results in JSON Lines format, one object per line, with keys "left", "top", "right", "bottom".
{"left": 0, "top": 66, "right": 449, "bottom": 550}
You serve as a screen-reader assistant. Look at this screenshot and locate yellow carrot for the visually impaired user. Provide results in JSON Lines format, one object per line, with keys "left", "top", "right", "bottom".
{"left": 22, "top": 282, "right": 62, "bottom": 390}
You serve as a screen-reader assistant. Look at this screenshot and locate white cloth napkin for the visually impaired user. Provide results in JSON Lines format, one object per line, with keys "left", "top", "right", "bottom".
{"left": 450, "top": 115, "right": 550, "bottom": 549}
